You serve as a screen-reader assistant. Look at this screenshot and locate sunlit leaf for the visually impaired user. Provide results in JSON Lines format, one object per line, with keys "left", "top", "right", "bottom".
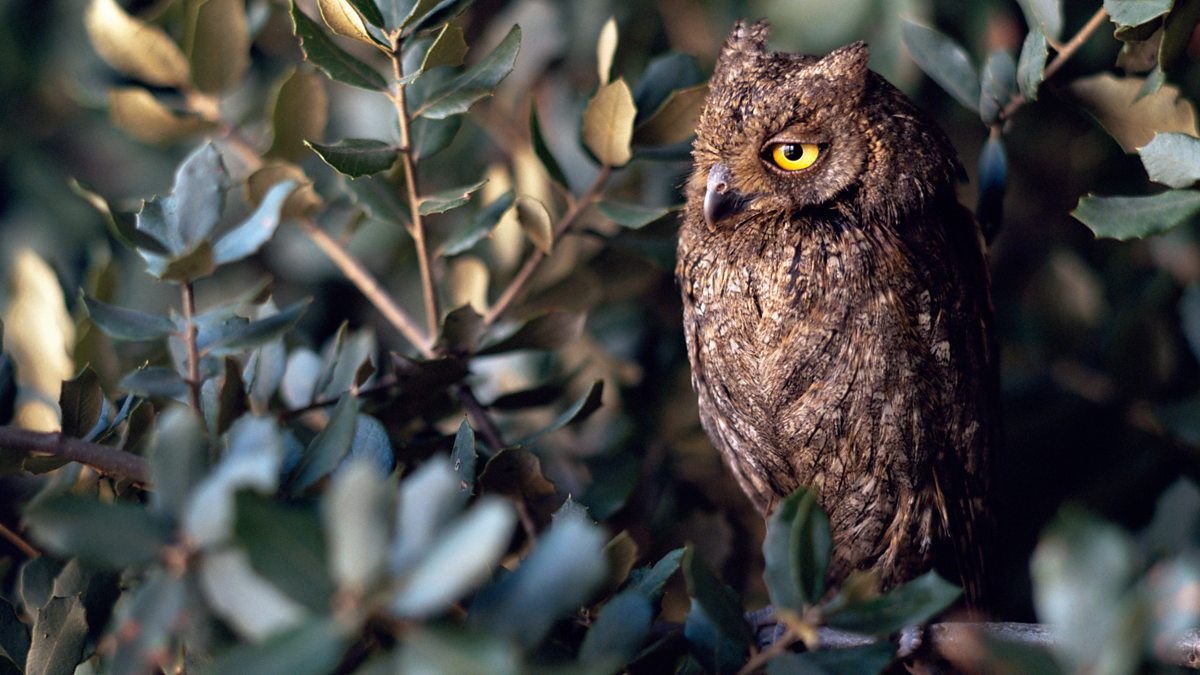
{"left": 633, "top": 83, "right": 707, "bottom": 146}
{"left": 85, "top": 0, "right": 190, "bottom": 87}
{"left": 199, "top": 549, "right": 307, "bottom": 641}
{"left": 317, "top": 0, "right": 376, "bottom": 45}
{"left": 1138, "top": 131, "right": 1200, "bottom": 188}
{"left": 514, "top": 195, "right": 552, "bottom": 253}
{"left": 267, "top": 68, "right": 329, "bottom": 163}
{"left": 419, "top": 179, "right": 489, "bottom": 215}
{"left": 583, "top": 78, "right": 637, "bottom": 167}
{"left": 449, "top": 255, "right": 488, "bottom": 313}
{"left": 188, "top": 0, "right": 250, "bottom": 93}
{"left": 1072, "top": 190, "right": 1200, "bottom": 240}
{"left": 184, "top": 416, "right": 283, "bottom": 546}
{"left": 136, "top": 142, "right": 227, "bottom": 254}
{"left": 901, "top": 20, "right": 980, "bottom": 111}
{"left": 309, "top": 139, "right": 399, "bottom": 178}
{"left": 83, "top": 294, "right": 175, "bottom": 341}
{"left": 1017, "top": 28, "right": 1048, "bottom": 101}
{"left": 1105, "top": 0, "right": 1172, "bottom": 28}
{"left": 290, "top": 1, "right": 388, "bottom": 91}
{"left": 391, "top": 458, "right": 464, "bottom": 572}
{"left": 1069, "top": 73, "right": 1198, "bottom": 152}
{"left": 246, "top": 162, "right": 324, "bottom": 219}
{"left": 109, "top": 87, "right": 214, "bottom": 144}
{"left": 597, "top": 16, "right": 618, "bottom": 86}
{"left": 4, "top": 250, "right": 74, "bottom": 432}
{"left": 417, "top": 25, "right": 521, "bottom": 119}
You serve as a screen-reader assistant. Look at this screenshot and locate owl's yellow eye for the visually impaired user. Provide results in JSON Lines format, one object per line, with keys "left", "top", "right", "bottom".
{"left": 770, "top": 143, "right": 821, "bottom": 171}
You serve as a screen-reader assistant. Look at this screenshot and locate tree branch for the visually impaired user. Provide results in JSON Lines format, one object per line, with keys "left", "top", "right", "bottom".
{"left": 180, "top": 282, "right": 203, "bottom": 413}
{"left": 0, "top": 426, "right": 149, "bottom": 484}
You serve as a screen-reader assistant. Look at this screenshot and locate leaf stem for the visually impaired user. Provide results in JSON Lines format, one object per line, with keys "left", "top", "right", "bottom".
{"left": 181, "top": 281, "right": 203, "bottom": 412}
{"left": 0, "top": 519, "right": 40, "bottom": 558}
{"left": 482, "top": 166, "right": 612, "bottom": 326}
{"left": 0, "top": 426, "right": 150, "bottom": 484}
{"left": 998, "top": 7, "right": 1109, "bottom": 125}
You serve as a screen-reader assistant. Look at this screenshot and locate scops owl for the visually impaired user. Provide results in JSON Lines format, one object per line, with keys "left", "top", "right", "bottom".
{"left": 677, "top": 20, "right": 996, "bottom": 603}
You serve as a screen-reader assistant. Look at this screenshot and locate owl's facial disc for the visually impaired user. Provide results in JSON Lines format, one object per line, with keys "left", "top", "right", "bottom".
{"left": 704, "top": 163, "right": 752, "bottom": 229}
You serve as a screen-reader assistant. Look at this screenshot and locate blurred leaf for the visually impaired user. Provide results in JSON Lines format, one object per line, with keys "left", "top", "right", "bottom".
{"left": 396, "top": 624, "right": 520, "bottom": 675}
{"left": 469, "top": 512, "right": 609, "bottom": 648}
{"left": 584, "top": 78, "right": 637, "bottom": 167}
{"left": 208, "top": 357, "right": 247, "bottom": 436}
{"left": 599, "top": 200, "right": 675, "bottom": 229}
{"left": 977, "top": 135, "right": 1007, "bottom": 235}
{"left": 346, "top": 0, "right": 384, "bottom": 27}
{"left": 109, "top": 87, "right": 214, "bottom": 144}
{"left": 417, "top": 25, "right": 521, "bottom": 119}
{"left": 59, "top": 367, "right": 104, "bottom": 440}
{"left": 18, "top": 558, "right": 63, "bottom": 616}
{"left": 1138, "top": 131, "right": 1200, "bottom": 187}
{"left": 309, "top": 139, "right": 399, "bottom": 177}
{"left": 764, "top": 488, "right": 831, "bottom": 613}
{"left": 407, "top": 0, "right": 474, "bottom": 40}
{"left": 204, "top": 617, "right": 349, "bottom": 675}
{"left": 633, "top": 53, "right": 704, "bottom": 125}
{"left": 901, "top": 20, "right": 980, "bottom": 111}
{"left": 184, "top": 416, "right": 284, "bottom": 545}
{"left": 207, "top": 299, "right": 310, "bottom": 355}
{"left": 514, "top": 195, "right": 553, "bottom": 254}
{"left": 347, "top": 414, "right": 395, "bottom": 474}
{"left": 0, "top": 600, "right": 29, "bottom": 668}
{"left": 1069, "top": 73, "right": 1197, "bottom": 152}
{"left": 1072, "top": 190, "right": 1200, "bottom": 239}
{"left": 149, "top": 406, "right": 207, "bottom": 519}
{"left": 85, "top": 0, "right": 189, "bottom": 87}
{"left": 199, "top": 549, "right": 306, "bottom": 641}
{"left": 437, "top": 305, "right": 486, "bottom": 354}
{"left": 392, "top": 458, "right": 464, "bottom": 572}
{"left": 137, "top": 142, "right": 227, "bottom": 255}
{"left": 24, "top": 595, "right": 87, "bottom": 675}
{"left": 1149, "top": 555, "right": 1200, "bottom": 652}
{"left": 234, "top": 492, "right": 336, "bottom": 612}
{"left": 213, "top": 180, "right": 298, "bottom": 265}
{"left": 518, "top": 379, "right": 604, "bottom": 444}
{"left": 628, "top": 547, "right": 684, "bottom": 606}
{"left": 824, "top": 571, "right": 962, "bottom": 636}
{"left": 268, "top": 69, "right": 329, "bottom": 163}
{"left": 315, "top": 326, "right": 375, "bottom": 400}
{"left": 530, "top": 105, "right": 569, "bottom": 188}
{"left": 291, "top": 1, "right": 388, "bottom": 91}
{"left": 478, "top": 311, "right": 585, "bottom": 355}
{"left": 392, "top": 497, "right": 517, "bottom": 617}
{"left": 145, "top": 240, "right": 217, "bottom": 282}
{"left": 318, "top": 0, "right": 376, "bottom": 45}
{"left": 486, "top": 381, "right": 563, "bottom": 410}
{"left": 108, "top": 570, "right": 188, "bottom": 675}
{"left": 292, "top": 394, "right": 360, "bottom": 493}
{"left": 247, "top": 163, "right": 325, "bottom": 219}
{"left": 411, "top": 115, "right": 462, "bottom": 161}
{"left": 633, "top": 83, "right": 707, "bottom": 147}
{"left": 979, "top": 51, "right": 1016, "bottom": 126}
{"left": 325, "top": 459, "right": 391, "bottom": 591}
{"left": 682, "top": 546, "right": 750, "bottom": 674}
{"left": 478, "top": 448, "right": 556, "bottom": 504}
{"left": 1158, "top": 397, "right": 1200, "bottom": 448}
{"left": 1159, "top": 0, "right": 1200, "bottom": 75}
{"left": 1016, "top": 0, "right": 1062, "bottom": 42}
{"left": 1017, "top": 28, "right": 1048, "bottom": 101}
{"left": 580, "top": 589, "right": 652, "bottom": 668}
{"left": 597, "top": 16, "right": 618, "bottom": 86}
{"left": 25, "top": 495, "right": 170, "bottom": 568}
{"left": 419, "top": 179, "right": 489, "bottom": 215}
{"left": 188, "top": 0, "right": 250, "bottom": 93}
{"left": 83, "top": 294, "right": 174, "bottom": 341}
{"left": 422, "top": 23, "right": 468, "bottom": 71}
{"left": 70, "top": 179, "right": 166, "bottom": 253}
{"left": 440, "top": 190, "right": 514, "bottom": 256}
{"left": 1105, "top": 0, "right": 1172, "bottom": 27}
{"left": 451, "top": 419, "right": 477, "bottom": 499}
{"left": 344, "top": 173, "right": 411, "bottom": 225}
{"left": 766, "top": 642, "right": 896, "bottom": 675}
{"left": 121, "top": 365, "right": 188, "bottom": 399}
{"left": 602, "top": 530, "right": 639, "bottom": 593}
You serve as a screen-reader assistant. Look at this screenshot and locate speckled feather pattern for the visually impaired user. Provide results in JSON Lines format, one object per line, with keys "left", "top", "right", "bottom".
{"left": 677, "top": 21, "right": 995, "bottom": 602}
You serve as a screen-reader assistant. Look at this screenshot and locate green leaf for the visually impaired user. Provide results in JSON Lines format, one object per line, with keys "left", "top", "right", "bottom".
{"left": 1015, "top": 0, "right": 1062, "bottom": 42}
{"left": 120, "top": 365, "right": 189, "bottom": 399}
{"left": 25, "top": 495, "right": 170, "bottom": 568}
{"left": 633, "top": 53, "right": 704, "bottom": 125}
{"left": 628, "top": 547, "right": 684, "bottom": 605}
{"left": 530, "top": 105, "right": 569, "bottom": 188}
{"left": 188, "top": 0, "right": 250, "bottom": 93}
{"left": 290, "top": 1, "right": 388, "bottom": 91}
{"left": 1138, "top": 132, "right": 1200, "bottom": 188}
{"left": 602, "top": 530, "right": 639, "bottom": 594}
{"left": 1072, "top": 190, "right": 1200, "bottom": 240}
{"left": 682, "top": 546, "right": 750, "bottom": 675}
{"left": 137, "top": 142, "right": 227, "bottom": 254}
{"left": 469, "top": 512, "right": 609, "bottom": 648}
{"left": 145, "top": 240, "right": 217, "bottom": 282}
{"left": 411, "top": 115, "right": 462, "bottom": 161}
{"left": 267, "top": 68, "right": 329, "bottom": 162}
{"left": 422, "top": 23, "right": 468, "bottom": 71}
{"left": 517, "top": 379, "right": 604, "bottom": 444}
{"left": 59, "top": 367, "right": 105, "bottom": 440}
{"left": 391, "top": 497, "right": 517, "bottom": 617}
{"left": 763, "top": 488, "right": 831, "bottom": 613}
{"left": 23, "top": 595, "right": 87, "bottom": 675}
{"left": 767, "top": 642, "right": 896, "bottom": 675}
{"left": 1105, "top": 0, "right": 1172, "bottom": 28}
{"left": 579, "top": 589, "right": 653, "bottom": 666}
{"left": 325, "top": 459, "right": 391, "bottom": 591}
{"left": 233, "top": 492, "right": 336, "bottom": 612}
{"left": 634, "top": 83, "right": 707, "bottom": 147}
{"left": 416, "top": 25, "right": 521, "bottom": 119}
{"left": 150, "top": 407, "right": 207, "bottom": 519}
{"left": 396, "top": 625, "right": 520, "bottom": 675}
{"left": 292, "top": 394, "right": 360, "bottom": 492}
{"left": 440, "top": 191, "right": 514, "bottom": 256}
{"left": 979, "top": 51, "right": 1016, "bottom": 126}
{"left": 0, "top": 600, "right": 29, "bottom": 669}
{"left": 70, "top": 178, "right": 166, "bottom": 253}
{"left": 901, "top": 20, "right": 980, "bottom": 112}
{"left": 108, "top": 86, "right": 215, "bottom": 144}
{"left": 347, "top": 414, "right": 395, "bottom": 473}
{"left": 824, "top": 570, "right": 962, "bottom": 636}
{"left": 583, "top": 78, "right": 637, "bottom": 167}
{"left": 419, "top": 179, "right": 488, "bottom": 215}
{"left": 82, "top": 294, "right": 175, "bottom": 341}
{"left": 205, "top": 617, "right": 349, "bottom": 675}
{"left": 391, "top": 458, "right": 464, "bottom": 571}
{"left": 309, "top": 139, "right": 398, "bottom": 178}
{"left": 199, "top": 549, "right": 306, "bottom": 641}
{"left": 1017, "top": 27, "right": 1047, "bottom": 102}
{"left": 213, "top": 180, "right": 298, "bottom": 265}
{"left": 404, "top": 0, "right": 471, "bottom": 34}
{"left": 108, "top": 570, "right": 189, "bottom": 675}
{"left": 184, "top": 416, "right": 284, "bottom": 545}
{"left": 207, "top": 299, "right": 311, "bottom": 355}
{"left": 478, "top": 448, "right": 557, "bottom": 503}
{"left": 478, "top": 311, "right": 586, "bottom": 355}
{"left": 450, "top": 419, "right": 477, "bottom": 499}
{"left": 598, "top": 200, "right": 675, "bottom": 228}
{"left": 376, "top": 0, "right": 414, "bottom": 29}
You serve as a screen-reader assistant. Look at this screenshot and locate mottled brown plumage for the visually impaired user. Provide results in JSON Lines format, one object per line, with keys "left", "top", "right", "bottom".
{"left": 677, "top": 21, "right": 996, "bottom": 603}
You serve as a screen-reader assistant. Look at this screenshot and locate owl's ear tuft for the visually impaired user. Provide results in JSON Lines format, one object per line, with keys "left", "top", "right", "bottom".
{"left": 727, "top": 19, "right": 770, "bottom": 54}
{"left": 818, "top": 41, "right": 870, "bottom": 96}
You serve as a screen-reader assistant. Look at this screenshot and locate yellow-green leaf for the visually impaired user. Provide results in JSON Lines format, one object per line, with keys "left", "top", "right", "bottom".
{"left": 109, "top": 87, "right": 214, "bottom": 144}
{"left": 422, "top": 23, "right": 468, "bottom": 72}
{"left": 633, "top": 83, "right": 707, "bottom": 146}
{"left": 85, "top": 0, "right": 190, "bottom": 87}
{"left": 187, "top": 0, "right": 250, "bottom": 93}
{"left": 597, "top": 16, "right": 617, "bottom": 86}
{"left": 317, "top": 0, "right": 375, "bottom": 45}
{"left": 267, "top": 68, "right": 329, "bottom": 162}
{"left": 1069, "top": 73, "right": 1198, "bottom": 153}
{"left": 515, "top": 195, "right": 553, "bottom": 254}
{"left": 583, "top": 77, "right": 636, "bottom": 167}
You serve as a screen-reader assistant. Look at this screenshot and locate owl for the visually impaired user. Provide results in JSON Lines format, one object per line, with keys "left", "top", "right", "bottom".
{"left": 677, "top": 20, "right": 996, "bottom": 604}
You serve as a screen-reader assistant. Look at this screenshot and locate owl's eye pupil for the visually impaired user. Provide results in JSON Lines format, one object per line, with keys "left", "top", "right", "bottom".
{"left": 767, "top": 142, "right": 821, "bottom": 171}
{"left": 781, "top": 144, "right": 802, "bottom": 161}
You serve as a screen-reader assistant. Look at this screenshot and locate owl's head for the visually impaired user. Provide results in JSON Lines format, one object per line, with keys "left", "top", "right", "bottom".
{"left": 691, "top": 20, "right": 960, "bottom": 230}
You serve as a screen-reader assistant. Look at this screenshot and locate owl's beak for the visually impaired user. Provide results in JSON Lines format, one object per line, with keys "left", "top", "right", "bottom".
{"left": 703, "top": 163, "right": 744, "bottom": 230}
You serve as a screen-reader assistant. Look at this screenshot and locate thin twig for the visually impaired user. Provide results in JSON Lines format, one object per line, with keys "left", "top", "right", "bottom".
{"left": 0, "top": 426, "right": 150, "bottom": 484}
{"left": 482, "top": 166, "right": 612, "bottom": 326}
{"left": 739, "top": 626, "right": 800, "bottom": 675}
{"left": 181, "top": 282, "right": 202, "bottom": 412}
{"left": 452, "top": 384, "right": 506, "bottom": 452}
{"left": 997, "top": 7, "right": 1109, "bottom": 125}
{"left": 0, "top": 520, "right": 39, "bottom": 558}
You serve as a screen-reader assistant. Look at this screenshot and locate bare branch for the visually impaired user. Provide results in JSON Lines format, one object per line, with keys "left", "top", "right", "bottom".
{"left": 0, "top": 426, "right": 149, "bottom": 484}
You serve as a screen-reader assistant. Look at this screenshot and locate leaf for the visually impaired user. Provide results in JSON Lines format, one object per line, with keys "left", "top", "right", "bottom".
{"left": 107, "top": 570, "right": 188, "bottom": 675}
{"left": 530, "top": 105, "right": 569, "bottom": 188}
{"left": 82, "top": 294, "right": 175, "bottom": 341}
{"left": 309, "top": 139, "right": 399, "bottom": 177}
{"left": 325, "top": 459, "right": 391, "bottom": 591}
{"left": 824, "top": 570, "right": 962, "bottom": 635}
{"left": 1139, "top": 131, "right": 1200, "bottom": 187}
{"left": 583, "top": 78, "right": 637, "bottom": 167}
{"left": 70, "top": 178, "right": 164, "bottom": 253}
{"left": 404, "top": 0, "right": 472, "bottom": 36}
{"left": 233, "top": 492, "right": 337, "bottom": 612}
{"left": 109, "top": 87, "right": 214, "bottom": 144}
{"left": 1105, "top": 0, "right": 1172, "bottom": 28}
{"left": 199, "top": 549, "right": 306, "bottom": 641}
{"left": 436, "top": 305, "right": 486, "bottom": 355}
{"left": 440, "top": 190, "right": 514, "bottom": 256}
{"left": 183, "top": 415, "right": 284, "bottom": 546}
{"left": 597, "top": 16, "right": 618, "bottom": 86}
{"left": 633, "top": 52, "right": 704, "bottom": 125}
{"left": 85, "top": 0, "right": 189, "bottom": 87}
{"left": 682, "top": 546, "right": 750, "bottom": 674}
{"left": 347, "top": 0, "right": 384, "bottom": 27}
{"left": 290, "top": 1, "right": 388, "bottom": 91}
{"left": 1018, "top": 28, "right": 1048, "bottom": 102}
{"left": 267, "top": 68, "right": 329, "bottom": 163}
{"left": 514, "top": 195, "right": 553, "bottom": 253}
{"left": 1072, "top": 190, "right": 1200, "bottom": 240}
{"left": 391, "top": 497, "right": 517, "bottom": 617}
{"left": 59, "top": 367, "right": 105, "bottom": 440}
{"left": 291, "top": 394, "right": 360, "bottom": 492}
{"left": 0, "top": 600, "right": 29, "bottom": 668}
{"left": 411, "top": 114, "right": 462, "bottom": 161}
{"left": 1159, "top": 0, "right": 1200, "bottom": 75}
{"left": 477, "top": 311, "right": 586, "bottom": 355}
{"left": 579, "top": 590, "right": 653, "bottom": 666}
{"left": 396, "top": 625, "right": 520, "bottom": 675}
{"left": 422, "top": 23, "right": 468, "bottom": 71}
{"left": 204, "top": 617, "right": 349, "bottom": 675}
{"left": 767, "top": 642, "right": 896, "bottom": 675}
{"left": 213, "top": 181, "right": 299, "bottom": 265}
{"left": 248, "top": 163, "right": 325, "bottom": 219}
{"left": 763, "top": 488, "right": 831, "bottom": 613}
{"left": 419, "top": 179, "right": 489, "bottom": 215}
{"left": 188, "top": 0, "right": 250, "bottom": 93}
{"left": 451, "top": 419, "right": 477, "bottom": 498}
{"left": 140, "top": 142, "right": 228, "bottom": 256}
{"left": 1069, "top": 73, "right": 1198, "bottom": 152}
{"left": 518, "top": 379, "right": 604, "bottom": 444}
{"left": 391, "top": 458, "right": 465, "bottom": 572}
{"left": 318, "top": 0, "right": 376, "bottom": 44}
{"left": 146, "top": 240, "right": 217, "bottom": 282}
{"left": 24, "top": 596, "right": 87, "bottom": 675}
{"left": 599, "top": 200, "right": 675, "bottom": 228}
{"left": 901, "top": 20, "right": 980, "bottom": 112}
{"left": 478, "top": 448, "right": 556, "bottom": 504}
{"left": 149, "top": 406, "right": 207, "bottom": 519}
{"left": 417, "top": 25, "right": 521, "bottom": 119}
{"left": 628, "top": 547, "right": 685, "bottom": 605}
{"left": 468, "top": 512, "right": 609, "bottom": 648}
{"left": 633, "top": 83, "right": 707, "bottom": 146}
{"left": 1015, "top": 0, "right": 1063, "bottom": 42}
{"left": 347, "top": 413, "right": 395, "bottom": 474}
{"left": 24, "top": 495, "right": 170, "bottom": 568}
{"left": 601, "top": 530, "right": 639, "bottom": 593}
{"left": 977, "top": 135, "right": 1007, "bottom": 235}
{"left": 979, "top": 51, "right": 1017, "bottom": 126}
{"left": 120, "top": 365, "right": 189, "bottom": 399}
{"left": 207, "top": 299, "right": 310, "bottom": 355}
